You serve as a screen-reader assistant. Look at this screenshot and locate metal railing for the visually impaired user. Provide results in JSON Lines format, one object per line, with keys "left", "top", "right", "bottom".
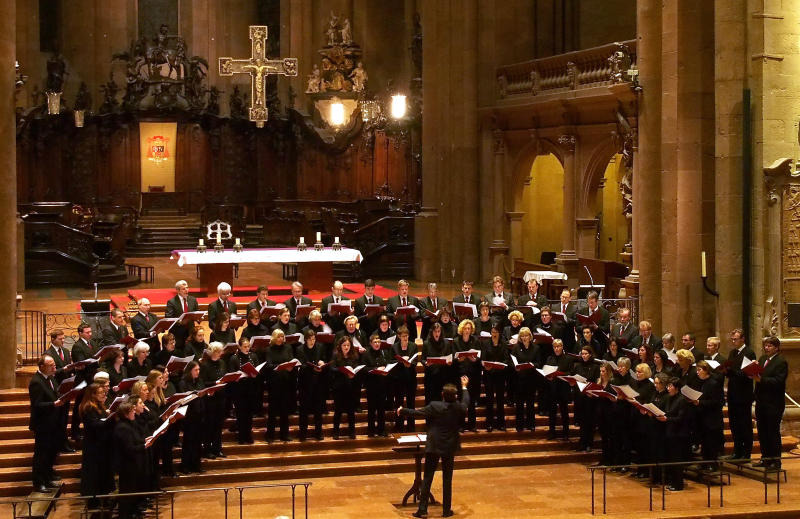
{"left": 3, "top": 482, "right": 311, "bottom": 519}
{"left": 587, "top": 457, "right": 787, "bottom": 515}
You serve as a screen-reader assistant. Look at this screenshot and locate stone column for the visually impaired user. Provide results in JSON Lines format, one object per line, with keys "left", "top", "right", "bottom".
{"left": 632, "top": 0, "right": 662, "bottom": 325}
{"left": 0, "top": 0, "right": 16, "bottom": 388}
{"left": 488, "top": 129, "right": 510, "bottom": 276}
{"left": 506, "top": 212, "right": 525, "bottom": 262}
{"left": 557, "top": 134, "right": 579, "bottom": 281}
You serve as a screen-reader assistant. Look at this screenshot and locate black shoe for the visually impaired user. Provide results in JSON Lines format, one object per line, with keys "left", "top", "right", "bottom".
{"left": 412, "top": 511, "right": 427, "bottom": 518}
{"left": 667, "top": 485, "right": 683, "bottom": 492}
{"left": 205, "top": 452, "right": 217, "bottom": 460}
{"left": 752, "top": 460, "right": 767, "bottom": 468}
{"left": 34, "top": 484, "right": 48, "bottom": 493}
{"left": 442, "top": 510, "right": 454, "bottom": 517}
{"left": 215, "top": 451, "right": 226, "bottom": 458}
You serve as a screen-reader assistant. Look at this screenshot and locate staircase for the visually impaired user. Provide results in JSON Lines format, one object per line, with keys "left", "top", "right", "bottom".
{"left": 0, "top": 373, "right": 784, "bottom": 498}
{"left": 127, "top": 210, "right": 203, "bottom": 257}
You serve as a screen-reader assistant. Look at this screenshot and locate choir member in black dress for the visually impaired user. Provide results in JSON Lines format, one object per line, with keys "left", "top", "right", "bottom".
{"left": 271, "top": 308, "right": 299, "bottom": 337}
{"left": 241, "top": 309, "right": 270, "bottom": 415}
{"left": 502, "top": 311, "right": 524, "bottom": 344}
{"left": 663, "top": 378, "right": 691, "bottom": 491}
{"left": 578, "top": 326, "right": 604, "bottom": 362}
{"left": 145, "top": 370, "right": 176, "bottom": 477}
{"left": 483, "top": 325, "right": 510, "bottom": 432}
{"left": 592, "top": 363, "right": 615, "bottom": 466}
{"left": 226, "top": 337, "right": 259, "bottom": 444}
{"left": 128, "top": 342, "right": 153, "bottom": 377}
{"left": 178, "top": 361, "right": 205, "bottom": 474}
{"left": 151, "top": 333, "right": 177, "bottom": 368}
{"left": 675, "top": 349, "right": 700, "bottom": 450}
{"left": 113, "top": 401, "right": 148, "bottom": 518}
{"left": 472, "top": 302, "right": 494, "bottom": 337}
{"left": 692, "top": 360, "right": 724, "bottom": 470}
{"left": 332, "top": 335, "right": 363, "bottom": 439}
{"left": 511, "top": 327, "right": 541, "bottom": 432}
{"left": 79, "top": 383, "right": 115, "bottom": 507}
{"left": 573, "top": 345, "right": 600, "bottom": 452}
{"left": 70, "top": 323, "right": 100, "bottom": 440}
{"left": 241, "top": 309, "right": 269, "bottom": 341}
{"left": 337, "top": 315, "right": 368, "bottom": 351}
{"left": 296, "top": 330, "right": 327, "bottom": 441}
{"left": 364, "top": 334, "right": 393, "bottom": 437}
{"left": 374, "top": 315, "right": 396, "bottom": 342}
{"left": 602, "top": 339, "right": 622, "bottom": 364}
{"left": 182, "top": 327, "right": 208, "bottom": 362}
{"left": 422, "top": 323, "right": 453, "bottom": 404}
{"left": 647, "top": 373, "right": 670, "bottom": 484}
{"left": 545, "top": 339, "right": 573, "bottom": 440}
{"left": 437, "top": 308, "right": 458, "bottom": 339}
{"left": 101, "top": 349, "right": 127, "bottom": 403}
{"left": 264, "top": 329, "right": 297, "bottom": 442}
{"left": 630, "top": 363, "right": 655, "bottom": 478}
{"left": 609, "top": 357, "right": 633, "bottom": 468}
{"left": 453, "top": 319, "right": 482, "bottom": 431}
{"left": 391, "top": 326, "right": 419, "bottom": 432}
{"left": 652, "top": 349, "right": 673, "bottom": 379}
{"left": 637, "top": 344, "right": 653, "bottom": 367}
{"left": 537, "top": 307, "right": 565, "bottom": 360}
{"left": 200, "top": 342, "right": 228, "bottom": 457}
{"left": 210, "top": 312, "right": 237, "bottom": 345}
{"left": 753, "top": 336, "right": 788, "bottom": 469}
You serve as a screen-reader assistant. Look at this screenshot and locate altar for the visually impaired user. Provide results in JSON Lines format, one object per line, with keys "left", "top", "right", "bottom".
{"left": 170, "top": 247, "right": 363, "bottom": 293}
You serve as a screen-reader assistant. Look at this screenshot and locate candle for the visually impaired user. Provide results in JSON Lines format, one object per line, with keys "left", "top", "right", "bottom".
{"left": 316, "top": 232, "right": 322, "bottom": 242}
{"left": 701, "top": 251, "right": 707, "bottom": 278}
{"left": 198, "top": 239, "right": 204, "bottom": 246}
{"left": 299, "top": 237, "right": 305, "bottom": 244}
{"left": 235, "top": 238, "right": 241, "bottom": 246}
{"left": 216, "top": 235, "right": 221, "bottom": 244}
{"left": 334, "top": 236, "right": 340, "bottom": 244}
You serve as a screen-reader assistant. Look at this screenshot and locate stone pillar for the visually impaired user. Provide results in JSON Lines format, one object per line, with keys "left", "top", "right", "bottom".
{"left": 0, "top": 0, "right": 16, "bottom": 387}
{"left": 488, "top": 129, "right": 510, "bottom": 276}
{"left": 556, "top": 134, "right": 579, "bottom": 281}
{"left": 632, "top": 0, "right": 662, "bottom": 325}
{"left": 506, "top": 212, "right": 525, "bottom": 262}
{"left": 576, "top": 218, "right": 599, "bottom": 258}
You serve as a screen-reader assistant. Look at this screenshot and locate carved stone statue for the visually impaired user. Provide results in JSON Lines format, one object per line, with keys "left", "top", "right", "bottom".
{"left": 206, "top": 86, "right": 221, "bottom": 115}
{"left": 306, "top": 64, "right": 321, "bottom": 93}
{"left": 608, "top": 43, "right": 632, "bottom": 84}
{"left": 229, "top": 85, "right": 248, "bottom": 119}
{"left": 98, "top": 77, "right": 119, "bottom": 114}
{"left": 326, "top": 12, "right": 339, "bottom": 46}
{"left": 349, "top": 62, "right": 367, "bottom": 92}
{"left": 340, "top": 18, "right": 352, "bottom": 45}
{"left": 74, "top": 82, "right": 92, "bottom": 111}
{"left": 45, "top": 54, "right": 67, "bottom": 93}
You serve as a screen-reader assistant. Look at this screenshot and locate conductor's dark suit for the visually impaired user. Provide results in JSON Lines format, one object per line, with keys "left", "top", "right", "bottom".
{"left": 28, "top": 371, "right": 61, "bottom": 489}
{"left": 165, "top": 294, "right": 199, "bottom": 351}
{"left": 400, "top": 389, "right": 470, "bottom": 516}
{"left": 754, "top": 352, "right": 788, "bottom": 467}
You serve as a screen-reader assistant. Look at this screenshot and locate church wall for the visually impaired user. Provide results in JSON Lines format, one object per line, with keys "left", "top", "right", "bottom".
{"left": 597, "top": 156, "right": 627, "bottom": 262}
{"left": 520, "top": 153, "right": 564, "bottom": 265}
{"left": 577, "top": 0, "right": 636, "bottom": 51}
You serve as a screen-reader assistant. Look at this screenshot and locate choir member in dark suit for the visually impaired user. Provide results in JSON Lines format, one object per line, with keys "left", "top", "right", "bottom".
{"left": 210, "top": 312, "right": 236, "bottom": 345}
{"left": 100, "top": 308, "right": 130, "bottom": 355}
{"left": 752, "top": 336, "right": 788, "bottom": 469}
{"left": 662, "top": 378, "right": 691, "bottom": 491}
{"left": 78, "top": 383, "right": 115, "bottom": 507}
{"left": 392, "top": 326, "right": 419, "bottom": 432}
{"left": 646, "top": 373, "right": 670, "bottom": 484}
{"left": 354, "top": 278, "right": 385, "bottom": 337}
{"left": 592, "top": 363, "right": 616, "bottom": 466}
{"left": 131, "top": 298, "right": 160, "bottom": 343}
{"left": 296, "top": 331, "right": 327, "bottom": 441}
{"left": 44, "top": 330, "right": 73, "bottom": 453}
{"left": 332, "top": 335, "right": 362, "bottom": 439}
{"left": 573, "top": 345, "right": 600, "bottom": 452}
{"left": 545, "top": 339, "right": 573, "bottom": 439}
{"left": 207, "top": 282, "right": 237, "bottom": 331}
{"left": 691, "top": 361, "right": 724, "bottom": 469}
{"left": 70, "top": 323, "right": 100, "bottom": 440}
{"left": 629, "top": 363, "right": 655, "bottom": 478}
{"left": 227, "top": 337, "right": 259, "bottom": 444}
{"left": 178, "top": 361, "right": 205, "bottom": 474}
{"left": 183, "top": 327, "right": 208, "bottom": 362}
{"left": 422, "top": 323, "right": 453, "bottom": 404}
{"left": 472, "top": 302, "right": 494, "bottom": 337}
{"left": 114, "top": 398, "right": 149, "bottom": 518}
{"left": 420, "top": 282, "right": 449, "bottom": 340}
{"left": 165, "top": 280, "right": 199, "bottom": 352}
{"left": 387, "top": 279, "right": 421, "bottom": 341}
{"left": 398, "top": 378, "right": 470, "bottom": 519}
{"left": 704, "top": 336, "right": 726, "bottom": 365}
{"left": 264, "top": 329, "right": 296, "bottom": 442}
{"left": 680, "top": 332, "right": 705, "bottom": 362}
{"left": 517, "top": 279, "right": 547, "bottom": 328}
{"left": 581, "top": 291, "right": 609, "bottom": 351}
{"left": 483, "top": 325, "right": 510, "bottom": 431}
{"left": 28, "top": 355, "right": 65, "bottom": 492}
{"left": 724, "top": 328, "right": 755, "bottom": 461}
{"left": 453, "top": 319, "right": 482, "bottom": 431}
{"left": 630, "top": 320, "right": 662, "bottom": 351}
{"left": 609, "top": 357, "right": 633, "bottom": 468}
{"left": 452, "top": 280, "right": 478, "bottom": 307}
{"left": 128, "top": 342, "right": 153, "bottom": 377}
{"left": 321, "top": 280, "right": 352, "bottom": 333}
{"left": 511, "top": 327, "right": 541, "bottom": 432}
{"left": 246, "top": 285, "right": 277, "bottom": 313}
{"left": 364, "top": 334, "right": 393, "bottom": 437}
{"left": 200, "top": 342, "right": 227, "bottom": 457}
{"left": 610, "top": 307, "right": 637, "bottom": 348}
{"left": 485, "top": 275, "right": 514, "bottom": 328}
{"left": 336, "top": 315, "right": 367, "bottom": 352}
{"left": 554, "top": 289, "right": 579, "bottom": 353}
{"left": 284, "top": 281, "right": 313, "bottom": 327}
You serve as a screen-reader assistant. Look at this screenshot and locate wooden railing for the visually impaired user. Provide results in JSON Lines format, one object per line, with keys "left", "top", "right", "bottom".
{"left": 496, "top": 40, "right": 636, "bottom": 99}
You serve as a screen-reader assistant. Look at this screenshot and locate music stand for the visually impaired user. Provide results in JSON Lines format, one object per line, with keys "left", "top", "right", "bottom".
{"left": 577, "top": 285, "right": 604, "bottom": 300}
{"left": 80, "top": 299, "right": 111, "bottom": 331}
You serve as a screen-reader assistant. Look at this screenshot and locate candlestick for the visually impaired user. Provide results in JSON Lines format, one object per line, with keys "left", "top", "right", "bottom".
{"left": 701, "top": 251, "right": 707, "bottom": 278}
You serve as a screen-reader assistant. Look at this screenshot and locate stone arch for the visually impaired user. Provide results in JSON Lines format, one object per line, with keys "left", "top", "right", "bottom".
{"left": 510, "top": 137, "right": 563, "bottom": 212}
{"left": 578, "top": 134, "right": 619, "bottom": 217}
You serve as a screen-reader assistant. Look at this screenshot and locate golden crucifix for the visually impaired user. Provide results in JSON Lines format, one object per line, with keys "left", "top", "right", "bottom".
{"left": 218, "top": 26, "right": 298, "bottom": 127}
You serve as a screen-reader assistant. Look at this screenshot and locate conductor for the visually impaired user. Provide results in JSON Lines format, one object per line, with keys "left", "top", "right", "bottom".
{"left": 398, "top": 375, "right": 470, "bottom": 518}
